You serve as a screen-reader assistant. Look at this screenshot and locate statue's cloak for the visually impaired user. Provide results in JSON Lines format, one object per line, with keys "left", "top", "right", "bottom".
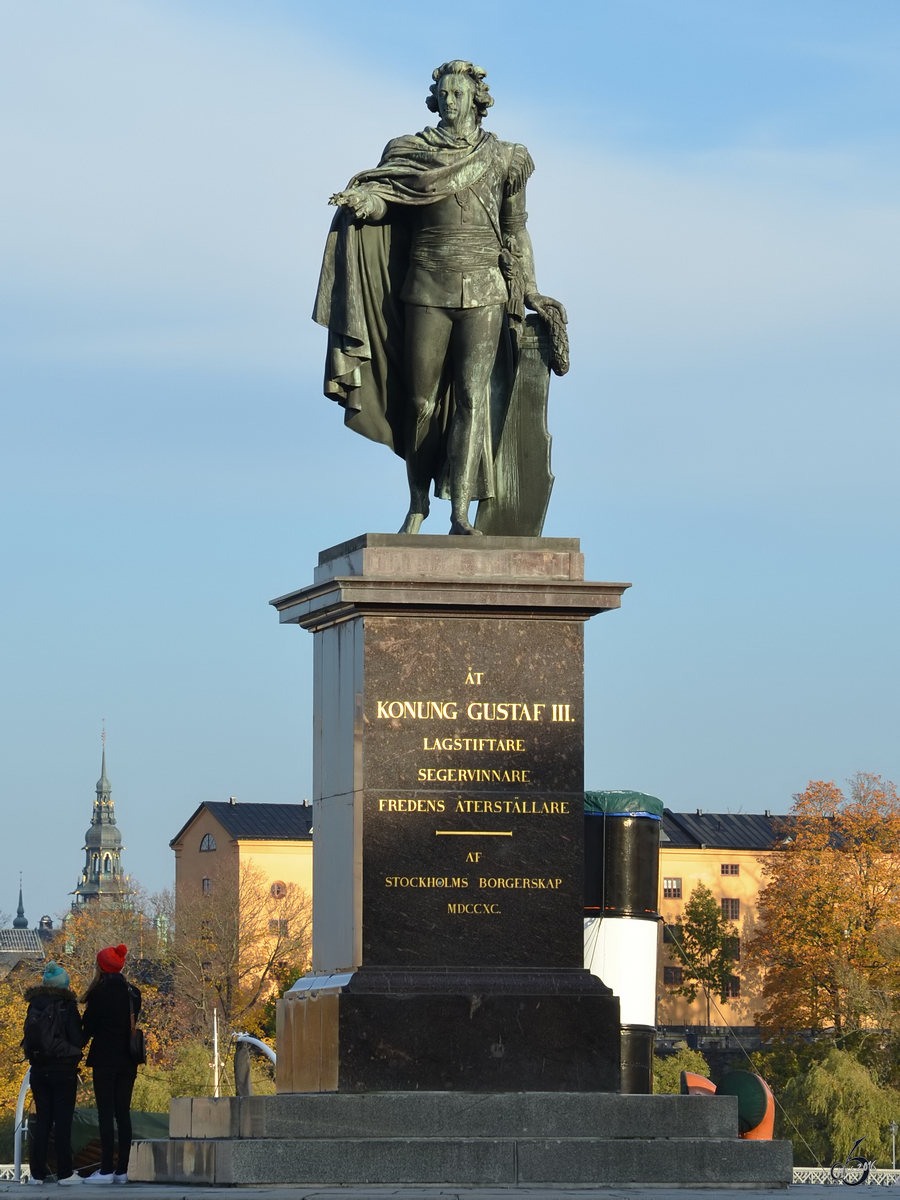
{"left": 313, "top": 127, "right": 520, "bottom": 499}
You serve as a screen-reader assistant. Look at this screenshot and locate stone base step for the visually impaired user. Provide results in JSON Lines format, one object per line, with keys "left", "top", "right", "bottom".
{"left": 169, "top": 1091, "right": 741, "bottom": 1141}
{"left": 132, "top": 1135, "right": 792, "bottom": 1187}
{"left": 132, "top": 1093, "right": 792, "bottom": 1187}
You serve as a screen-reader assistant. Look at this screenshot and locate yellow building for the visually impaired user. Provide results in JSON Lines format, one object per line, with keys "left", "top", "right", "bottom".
{"left": 170, "top": 800, "right": 313, "bottom": 911}
{"left": 657, "top": 810, "right": 779, "bottom": 1029}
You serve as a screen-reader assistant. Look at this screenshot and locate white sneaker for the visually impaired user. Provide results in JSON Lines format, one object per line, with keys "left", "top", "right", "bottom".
{"left": 112, "top": 1176, "right": 127, "bottom": 1186}
{"left": 26, "top": 1177, "right": 44, "bottom": 1186}
{"left": 86, "top": 1174, "right": 113, "bottom": 1185}
{"left": 56, "top": 1176, "right": 83, "bottom": 1187}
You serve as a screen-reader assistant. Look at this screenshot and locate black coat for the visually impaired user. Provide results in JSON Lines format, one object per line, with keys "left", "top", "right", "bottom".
{"left": 82, "top": 973, "right": 142, "bottom": 1071}
{"left": 22, "top": 986, "right": 86, "bottom": 1071}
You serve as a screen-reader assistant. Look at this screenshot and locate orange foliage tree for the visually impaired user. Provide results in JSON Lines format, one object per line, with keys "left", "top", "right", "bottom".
{"left": 0, "top": 976, "right": 31, "bottom": 1112}
{"left": 750, "top": 773, "right": 900, "bottom": 1035}
{"left": 165, "top": 861, "right": 311, "bottom": 1040}
{"left": 48, "top": 886, "right": 182, "bottom": 1079}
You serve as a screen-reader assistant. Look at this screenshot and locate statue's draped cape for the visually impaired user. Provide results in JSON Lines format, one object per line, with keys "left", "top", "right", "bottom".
{"left": 313, "top": 126, "right": 526, "bottom": 499}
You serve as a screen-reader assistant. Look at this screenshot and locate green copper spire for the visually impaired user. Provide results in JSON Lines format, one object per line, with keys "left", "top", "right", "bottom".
{"left": 13, "top": 879, "right": 28, "bottom": 929}
{"left": 72, "top": 734, "right": 130, "bottom": 911}
{"left": 96, "top": 746, "right": 111, "bottom": 801}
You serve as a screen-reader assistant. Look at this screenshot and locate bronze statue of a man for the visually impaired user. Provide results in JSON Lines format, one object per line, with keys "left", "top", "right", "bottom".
{"left": 315, "top": 61, "right": 566, "bottom": 536}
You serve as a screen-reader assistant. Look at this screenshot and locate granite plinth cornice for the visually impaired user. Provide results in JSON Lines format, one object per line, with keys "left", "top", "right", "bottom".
{"left": 270, "top": 574, "right": 630, "bottom": 630}
{"left": 272, "top": 534, "right": 629, "bottom": 629}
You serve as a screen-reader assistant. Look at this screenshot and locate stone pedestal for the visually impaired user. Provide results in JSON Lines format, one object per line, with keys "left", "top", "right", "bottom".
{"left": 269, "top": 534, "right": 630, "bottom": 1093}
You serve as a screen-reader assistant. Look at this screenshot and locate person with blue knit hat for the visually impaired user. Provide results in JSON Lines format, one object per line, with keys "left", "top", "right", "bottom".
{"left": 22, "top": 961, "right": 86, "bottom": 1185}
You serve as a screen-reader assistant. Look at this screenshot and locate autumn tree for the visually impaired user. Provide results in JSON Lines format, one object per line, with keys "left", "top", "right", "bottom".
{"left": 50, "top": 884, "right": 168, "bottom": 991}
{"left": 48, "top": 885, "right": 183, "bottom": 1082}
{"left": 167, "top": 861, "right": 311, "bottom": 1039}
{"left": 750, "top": 773, "right": 900, "bottom": 1035}
{"left": 668, "top": 882, "right": 739, "bottom": 1025}
{"left": 0, "top": 975, "right": 31, "bottom": 1112}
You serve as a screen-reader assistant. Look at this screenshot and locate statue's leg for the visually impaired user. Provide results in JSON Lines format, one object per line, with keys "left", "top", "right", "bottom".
{"left": 401, "top": 305, "right": 453, "bottom": 534}
{"left": 448, "top": 305, "right": 504, "bottom": 536}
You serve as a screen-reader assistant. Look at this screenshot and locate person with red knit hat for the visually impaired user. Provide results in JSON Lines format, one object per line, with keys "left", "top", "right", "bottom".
{"left": 81, "top": 945, "right": 142, "bottom": 1184}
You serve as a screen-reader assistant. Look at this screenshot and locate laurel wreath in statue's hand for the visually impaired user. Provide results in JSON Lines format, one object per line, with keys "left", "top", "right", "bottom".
{"left": 525, "top": 293, "right": 570, "bottom": 376}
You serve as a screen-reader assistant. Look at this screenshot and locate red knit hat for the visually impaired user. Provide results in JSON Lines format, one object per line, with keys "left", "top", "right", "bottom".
{"left": 97, "top": 944, "right": 127, "bottom": 973}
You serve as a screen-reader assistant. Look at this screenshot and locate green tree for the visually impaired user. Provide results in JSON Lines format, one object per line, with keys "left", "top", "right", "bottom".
{"left": 669, "top": 882, "right": 738, "bottom": 1024}
{"left": 777, "top": 1047, "right": 900, "bottom": 1167}
{"left": 652, "top": 1047, "right": 711, "bottom": 1094}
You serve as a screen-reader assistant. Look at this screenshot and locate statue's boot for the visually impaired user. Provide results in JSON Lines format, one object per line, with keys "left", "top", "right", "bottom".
{"left": 399, "top": 409, "right": 435, "bottom": 534}
{"left": 399, "top": 512, "right": 425, "bottom": 535}
{"left": 449, "top": 423, "right": 484, "bottom": 537}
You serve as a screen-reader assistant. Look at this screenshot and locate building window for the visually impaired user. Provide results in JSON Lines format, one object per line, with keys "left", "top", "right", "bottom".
{"left": 725, "top": 975, "right": 741, "bottom": 998}
{"left": 662, "top": 923, "right": 681, "bottom": 945}
{"left": 200, "top": 833, "right": 217, "bottom": 851}
{"left": 663, "top": 878, "right": 682, "bottom": 899}
{"left": 202, "top": 878, "right": 212, "bottom": 896}
{"left": 269, "top": 919, "right": 289, "bottom": 935}
{"left": 664, "top": 966, "right": 683, "bottom": 986}
{"left": 270, "top": 880, "right": 287, "bottom": 900}
{"left": 721, "top": 863, "right": 739, "bottom": 875}
{"left": 723, "top": 935, "right": 741, "bottom": 962}
{"left": 722, "top": 898, "right": 740, "bottom": 921}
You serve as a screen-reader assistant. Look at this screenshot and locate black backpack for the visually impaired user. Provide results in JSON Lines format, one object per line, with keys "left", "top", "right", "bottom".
{"left": 22, "top": 1000, "right": 80, "bottom": 1065}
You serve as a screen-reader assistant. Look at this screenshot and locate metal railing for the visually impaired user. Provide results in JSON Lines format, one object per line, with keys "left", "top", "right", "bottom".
{"left": 233, "top": 1033, "right": 276, "bottom": 1064}
{"left": 793, "top": 1166, "right": 900, "bottom": 1186}
{"left": 12, "top": 1067, "right": 31, "bottom": 1183}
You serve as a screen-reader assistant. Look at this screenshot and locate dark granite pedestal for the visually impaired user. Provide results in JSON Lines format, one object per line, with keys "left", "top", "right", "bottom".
{"left": 269, "top": 535, "right": 630, "bottom": 1094}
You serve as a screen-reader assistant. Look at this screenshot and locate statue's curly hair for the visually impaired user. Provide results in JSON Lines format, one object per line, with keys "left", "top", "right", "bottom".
{"left": 426, "top": 61, "right": 494, "bottom": 123}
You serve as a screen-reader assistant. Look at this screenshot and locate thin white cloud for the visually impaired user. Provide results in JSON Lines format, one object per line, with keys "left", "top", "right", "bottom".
{"left": 1, "top": 0, "right": 898, "bottom": 376}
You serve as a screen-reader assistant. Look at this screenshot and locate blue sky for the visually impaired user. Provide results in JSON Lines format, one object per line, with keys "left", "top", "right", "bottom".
{"left": 1, "top": 0, "right": 898, "bottom": 921}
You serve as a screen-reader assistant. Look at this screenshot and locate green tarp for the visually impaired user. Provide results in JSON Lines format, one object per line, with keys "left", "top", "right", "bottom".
{"left": 584, "top": 790, "right": 664, "bottom": 817}
{"left": 67, "top": 1108, "right": 169, "bottom": 1155}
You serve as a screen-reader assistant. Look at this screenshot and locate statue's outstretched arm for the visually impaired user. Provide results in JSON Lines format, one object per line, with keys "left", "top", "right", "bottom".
{"left": 329, "top": 186, "right": 388, "bottom": 222}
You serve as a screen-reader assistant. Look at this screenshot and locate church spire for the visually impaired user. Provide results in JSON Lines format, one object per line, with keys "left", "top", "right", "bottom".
{"left": 96, "top": 721, "right": 111, "bottom": 802}
{"left": 72, "top": 728, "right": 130, "bottom": 911}
{"left": 13, "top": 876, "right": 28, "bottom": 929}
{"left": 96, "top": 746, "right": 111, "bottom": 801}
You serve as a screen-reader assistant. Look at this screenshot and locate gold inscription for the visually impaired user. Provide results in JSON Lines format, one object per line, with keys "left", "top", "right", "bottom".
{"left": 377, "top": 700, "right": 458, "bottom": 719}
{"left": 479, "top": 877, "right": 563, "bottom": 890}
{"left": 465, "top": 852, "right": 482, "bottom": 862}
{"left": 375, "top": 701, "right": 576, "bottom": 723}
{"left": 417, "top": 768, "right": 531, "bottom": 783}
{"left": 378, "top": 798, "right": 446, "bottom": 812}
{"left": 465, "top": 672, "right": 485, "bottom": 685}
{"left": 551, "top": 703, "right": 575, "bottom": 722}
{"left": 385, "top": 876, "right": 468, "bottom": 888}
{"left": 466, "top": 702, "right": 545, "bottom": 722}
{"left": 423, "top": 737, "right": 526, "bottom": 752}
{"left": 454, "top": 799, "right": 570, "bottom": 815}
{"left": 448, "top": 902, "right": 500, "bottom": 914}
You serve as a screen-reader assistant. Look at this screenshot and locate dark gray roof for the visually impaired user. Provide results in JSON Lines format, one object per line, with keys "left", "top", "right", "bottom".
{"left": 662, "top": 810, "right": 781, "bottom": 851}
{"left": 170, "top": 802, "right": 312, "bottom": 847}
{"left": 0, "top": 929, "right": 44, "bottom": 955}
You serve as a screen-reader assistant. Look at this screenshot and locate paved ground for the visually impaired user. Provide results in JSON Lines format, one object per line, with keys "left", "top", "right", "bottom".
{"left": 0, "top": 1185, "right": 842, "bottom": 1197}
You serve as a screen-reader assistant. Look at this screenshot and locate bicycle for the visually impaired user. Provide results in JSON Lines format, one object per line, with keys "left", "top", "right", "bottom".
{"left": 830, "top": 1136, "right": 873, "bottom": 1185}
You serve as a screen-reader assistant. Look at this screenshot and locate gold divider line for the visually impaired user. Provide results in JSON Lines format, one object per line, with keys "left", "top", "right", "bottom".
{"left": 434, "top": 831, "right": 513, "bottom": 837}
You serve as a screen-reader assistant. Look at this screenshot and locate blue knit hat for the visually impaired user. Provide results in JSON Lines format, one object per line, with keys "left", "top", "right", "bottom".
{"left": 41, "top": 961, "right": 70, "bottom": 989}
